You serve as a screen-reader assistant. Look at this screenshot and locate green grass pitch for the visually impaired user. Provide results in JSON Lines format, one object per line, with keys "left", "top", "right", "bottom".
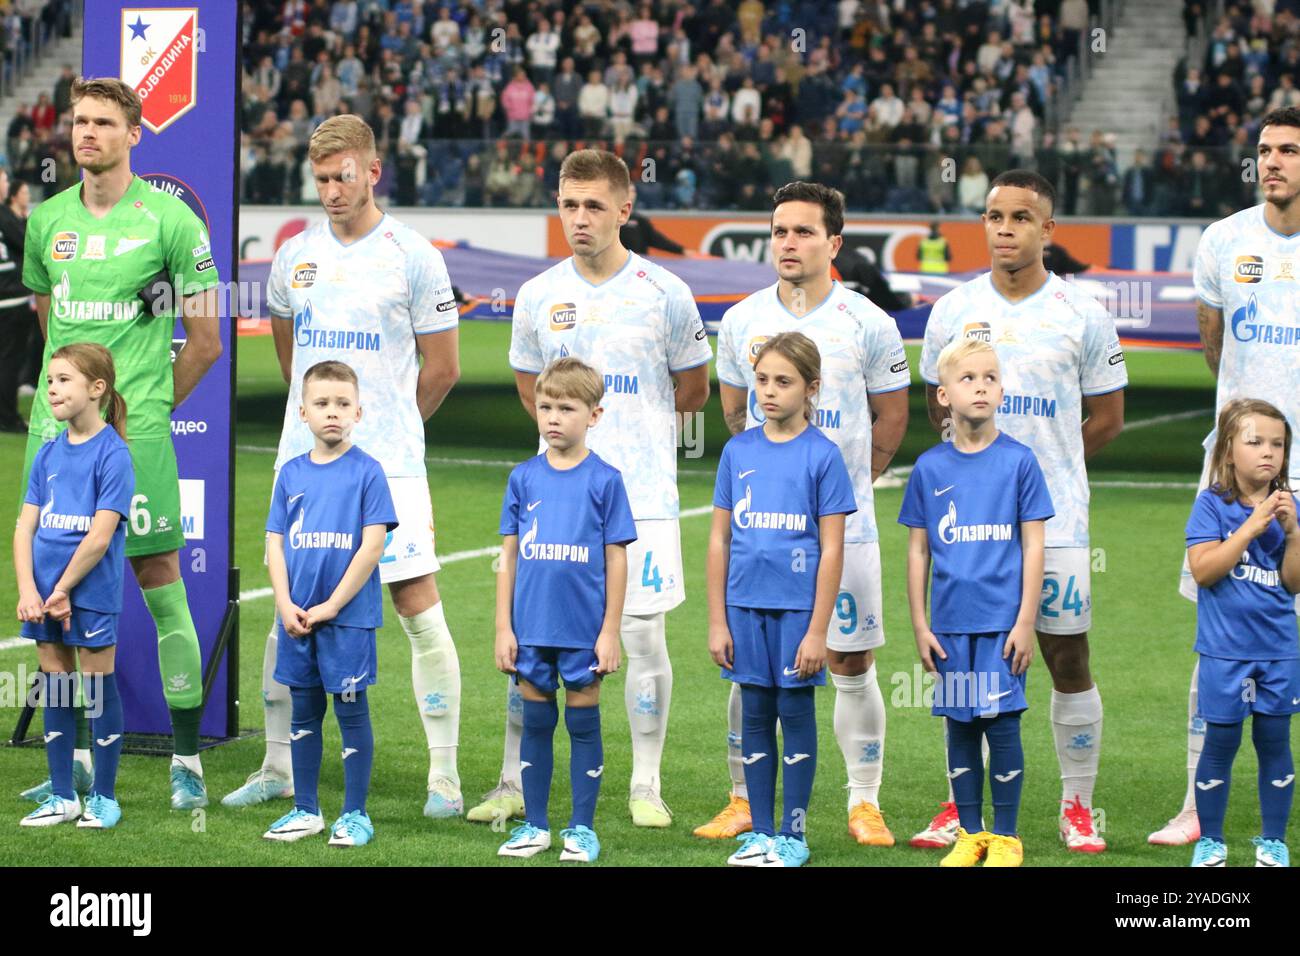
{"left": 0, "top": 323, "right": 1292, "bottom": 866}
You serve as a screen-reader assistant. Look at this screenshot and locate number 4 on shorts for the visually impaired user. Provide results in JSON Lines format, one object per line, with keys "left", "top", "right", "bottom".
{"left": 641, "top": 552, "right": 662, "bottom": 593}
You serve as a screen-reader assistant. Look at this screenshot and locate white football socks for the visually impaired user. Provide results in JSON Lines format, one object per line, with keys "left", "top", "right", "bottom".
{"left": 623, "top": 612, "right": 672, "bottom": 793}
{"left": 725, "top": 680, "right": 747, "bottom": 799}
{"left": 1051, "top": 685, "right": 1103, "bottom": 808}
{"left": 261, "top": 617, "right": 293, "bottom": 779}
{"left": 401, "top": 601, "right": 461, "bottom": 790}
{"left": 498, "top": 677, "right": 524, "bottom": 788}
{"left": 1182, "top": 660, "right": 1203, "bottom": 814}
{"left": 832, "top": 664, "right": 886, "bottom": 810}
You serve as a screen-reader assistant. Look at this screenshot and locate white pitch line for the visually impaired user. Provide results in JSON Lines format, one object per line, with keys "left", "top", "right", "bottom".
{"left": 0, "top": 636, "right": 33, "bottom": 651}
{"left": 1123, "top": 408, "right": 1212, "bottom": 431}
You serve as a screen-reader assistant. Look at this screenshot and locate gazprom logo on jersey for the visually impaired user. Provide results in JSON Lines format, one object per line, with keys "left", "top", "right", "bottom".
{"left": 999, "top": 393, "right": 1057, "bottom": 418}
{"left": 518, "top": 517, "right": 589, "bottom": 562}
{"left": 288, "top": 508, "right": 353, "bottom": 551}
{"left": 937, "top": 501, "right": 1012, "bottom": 544}
{"left": 178, "top": 479, "right": 204, "bottom": 540}
{"left": 1230, "top": 295, "right": 1300, "bottom": 345}
{"left": 39, "top": 490, "right": 92, "bottom": 532}
{"left": 549, "top": 302, "right": 577, "bottom": 332}
{"left": 1231, "top": 549, "right": 1280, "bottom": 587}
{"left": 732, "top": 485, "right": 807, "bottom": 531}
{"left": 605, "top": 373, "right": 638, "bottom": 394}
{"left": 50, "top": 273, "right": 143, "bottom": 323}
{"left": 294, "top": 300, "right": 381, "bottom": 351}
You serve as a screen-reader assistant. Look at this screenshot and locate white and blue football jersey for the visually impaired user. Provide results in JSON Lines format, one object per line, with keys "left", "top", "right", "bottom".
{"left": 1185, "top": 488, "right": 1299, "bottom": 661}
{"left": 267, "top": 446, "right": 398, "bottom": 629}
{"left": 1194, "top": 205, "right": 1300, "bottom": 479}
{"left": 713, "top": 425, "right": 857, "bottom": 611}
{"left": 267, "top": 215, "right": 458, "bottom": 477}
{"left": 499, "top": 451, "right": 637, "bottom": 648}
{"left": 508, "top": 252, "right": 712, "bottom": 520}
{"left": 716, "top": 281, "right": 909, "bottom": 544}
{"left": 920, "top": 272, "right": 1127, "bottom": 549}
{"left": 898, "top": 433, "right": 1054, "bottom": 633}
{"left": 25, "top": 427, "right": 133, "bottom": 612}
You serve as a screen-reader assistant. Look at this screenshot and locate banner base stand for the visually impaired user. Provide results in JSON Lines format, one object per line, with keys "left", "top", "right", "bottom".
{"left": 7, "top": 728, "right": 265, "bottom": 757}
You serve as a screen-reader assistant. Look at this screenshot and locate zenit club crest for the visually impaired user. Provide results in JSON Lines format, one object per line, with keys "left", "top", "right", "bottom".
{"left": 121, "top": 8, "right": 199, "bottom": 134}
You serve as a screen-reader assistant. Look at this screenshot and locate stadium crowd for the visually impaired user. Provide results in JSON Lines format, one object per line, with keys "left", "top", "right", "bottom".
{"left": 1138, "top": 0, "right": 1300, "bottom": 219}
{"left": 220, "top": 0, "right": 1127, "bottom": 215}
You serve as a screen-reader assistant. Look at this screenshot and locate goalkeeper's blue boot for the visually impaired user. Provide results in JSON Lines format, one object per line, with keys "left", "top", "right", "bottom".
{"left": 169, "top": 760, "right": 208, "bottom": 811}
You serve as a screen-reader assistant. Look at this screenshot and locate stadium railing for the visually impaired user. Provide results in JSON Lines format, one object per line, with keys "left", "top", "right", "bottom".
{"left": 242, "top": 136, "right": 1140, "bottom": 217}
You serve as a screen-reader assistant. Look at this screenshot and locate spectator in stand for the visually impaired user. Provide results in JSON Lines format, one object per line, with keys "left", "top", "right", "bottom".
{"left": 579, "top": 69, "right": 610, "bottom": 138}
{"left": 502, "top": 67, "right": 536, "bottom": 139}
{"left": 1009, "top": 91, "right": 1037, "bottom": 167}
{"left": 526, "top": 18, "right": 560, "bottom": 87}
{"left": 630, "top": 4, "right": 660, "bottom": 68}
{"left": 869, "top": 82, "right": 904, "bottom": 130}
{"left": 1269, "top": 74, "right": 1300, "bottom": 111}
{"left": 609, "top": 77, "right": 639, "bottom": 144}
{"left": 671, "top": 65, "right": 703, "bottom": 141}
{"left": 53, "top": 64, "right": 74, "bottom": 116}
{"left": 782, "top": 124, "right": 813, "bottom": 180}
{"left": 958, "top": 155, "right": 990, "bottom": 214}
{"left": 313, "top": 63, "right": 342, "bottom": 118}
{"left": 731, "top": 76, "right": 761, "bottom": 130}
{"left": 31, "top": 93, "right": 55, "bottom": 135}
{"left": 1122, "top": 148, "right": 1156, "bottom": 216}
{"left": 553, "top": 57, "right": 583, "bottom": 139}
{"left": 531, "top": 83, "right": 556, "bottom": 141}
{"left": 702, "top": 76, "right": 730, "bottom": 139}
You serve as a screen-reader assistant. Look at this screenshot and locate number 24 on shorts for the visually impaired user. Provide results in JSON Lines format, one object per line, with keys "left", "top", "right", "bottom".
{"left": 1040, "top": 574, "right": 1084, "bottom": 618}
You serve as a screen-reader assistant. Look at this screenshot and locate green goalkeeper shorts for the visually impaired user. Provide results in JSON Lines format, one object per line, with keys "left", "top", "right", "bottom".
{"left": 21, "top": 429, "right": 186, "bottom": 558}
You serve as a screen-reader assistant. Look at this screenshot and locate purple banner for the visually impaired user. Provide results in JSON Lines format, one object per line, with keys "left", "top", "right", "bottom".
{"left": 84, "top": 0, "right": 238, "bottom": 738}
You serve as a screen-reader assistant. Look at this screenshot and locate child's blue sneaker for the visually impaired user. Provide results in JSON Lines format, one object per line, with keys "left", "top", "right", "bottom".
{"left": 1191, "top": 836, "right": 1227, "bottom": 867}
{"left": 77, "top": 793, "right": 122, "bottom": 829}
{"left": 559, "top": 825, "right": 600, "bottom": 862}
{"left": 498, "top": 822, "right": 551, "bottom": 858}
{"left": 328, "top": 810, "right": 374, "bottom": 847}
{"left": 765, "top": 835, "right": 811, "bottom": 868}
{"left": 726, "top": 831, "right": 773, "bottom": 867}
{"left": 1253, "top": 836, "right": 1289, "bottom": 868}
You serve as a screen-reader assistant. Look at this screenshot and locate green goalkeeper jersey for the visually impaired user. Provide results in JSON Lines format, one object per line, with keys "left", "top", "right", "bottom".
{"left": 23, "top": 175, "right": 220, "bottom": 440}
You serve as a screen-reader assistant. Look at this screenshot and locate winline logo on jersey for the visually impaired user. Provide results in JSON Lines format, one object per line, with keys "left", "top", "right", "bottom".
{"left": 731, "top": 485, "right": 807, "bottom": 531}
{"left": 936, "top": 502, "right": 1013, "bottom": 545}
{"left": 519, "top": 516, "right": 589, "bottom": 563}
{"left": 293, "top": 300, "right": 382, "bottom": 352}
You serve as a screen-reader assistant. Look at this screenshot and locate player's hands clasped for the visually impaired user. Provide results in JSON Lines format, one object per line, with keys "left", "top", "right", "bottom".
{"left": 17, "top": 587, "right": 45, "bottom": 624}
{"left": 793, "top": 632, "right": 826, "bottom": 680}
{"left": 708, "top": 623, "right": 733, "bottom": 670}
{"left": 594, "top": 629, "right": 620, "bottom": 674}
{"left": 279, "top": 601, "right": 311, "bottom": 638}
{"left": 1003, "top": 621, "right": 1035, "bottom": 676}
{"left": 495, "top": 628, "right": 518, "bottom": 675}
{"left": 914, "top": 627, "right": 947, "bottom": 673}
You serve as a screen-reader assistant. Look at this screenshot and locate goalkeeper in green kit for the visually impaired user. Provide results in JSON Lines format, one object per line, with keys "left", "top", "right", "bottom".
{"left": 18, "top": 78, "right": 222, "bottom": 810}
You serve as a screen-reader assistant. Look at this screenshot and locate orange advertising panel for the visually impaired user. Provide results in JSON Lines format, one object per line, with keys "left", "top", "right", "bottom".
{"left": 549, "top": 215, "right": 1113, "bottom": 272}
